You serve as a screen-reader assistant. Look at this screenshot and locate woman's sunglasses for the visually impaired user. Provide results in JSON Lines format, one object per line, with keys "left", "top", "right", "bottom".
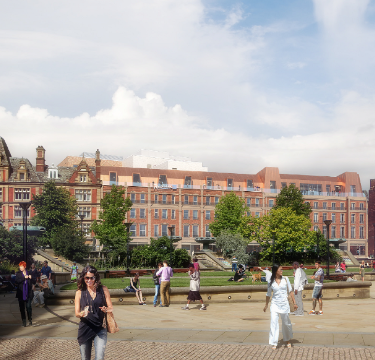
{"left": 84, "top": 276, "right": 95, "bottom": 281}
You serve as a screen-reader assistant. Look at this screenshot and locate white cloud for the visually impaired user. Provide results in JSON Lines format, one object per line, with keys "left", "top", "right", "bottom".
{"left": 287, "top": 62, "right": 306, "bottom": 69}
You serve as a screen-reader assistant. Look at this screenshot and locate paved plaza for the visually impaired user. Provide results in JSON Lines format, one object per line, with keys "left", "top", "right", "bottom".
{"left": 1, "top": 283, "right": 375, "bottom": 359}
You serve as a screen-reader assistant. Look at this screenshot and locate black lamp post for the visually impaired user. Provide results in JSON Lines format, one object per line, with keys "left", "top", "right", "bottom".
{"left": 78, "top": 214, "right": 85, "bottom": 235}
{"left": 324, "top": 219, "right": 332, "bottom": 277}
{"left": 125, "top": 222, "right": 132, "bottom": 276}
{"left": 19, "top": 201, "right": 32, "bottom": 265}
{"left": 168, "top": 226, "right": 175, "bottom": 268}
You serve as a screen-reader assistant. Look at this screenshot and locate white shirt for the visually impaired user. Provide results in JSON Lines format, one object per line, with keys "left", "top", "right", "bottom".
{"left": 262, "top": 269, "right": 272, "bottom": 282}
{"left": 293, "top": 268, "right": 304, "bottom": 292}
{"left": 266, "top": 277, "right": 292, "bottom": 313}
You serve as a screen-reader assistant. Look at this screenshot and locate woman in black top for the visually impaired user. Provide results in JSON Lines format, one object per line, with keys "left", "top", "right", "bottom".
{"left": 75, "top": 265, "right": 113, "bottom": 360}
{"left": 15, "top": 261, "right": 33, "bottom": 327}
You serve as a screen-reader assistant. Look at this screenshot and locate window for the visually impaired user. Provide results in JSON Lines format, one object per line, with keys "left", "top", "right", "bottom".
{"left": 350, "top": 185, "right": 356, "bottom": 194}
{"left": 205, "top": 225, "right": 210, "bottom": 237}
{"left": 130, "top": 209, "right": 136, "bottom": 219}
{"left": 161, "top": 224, "right": 168, "bottom": 237}
{"left": 351, "top": 214, "right": 355, "bottom": 224}
{"left": 247, "top": 180, "right": 253, "bottom": 189}
{"left": 323, "top": 213, "right": 327, "bottom": 221}
{"left": 314, "top": 202, "right": 318, "bottom": 209}
{"left": 359, "top": 214, "right": 364, "bottom": 224}
{"left": 193, "top": 225, "right": 199, "bottom": 237}
{"left": 78, "top": 207, "right": 91, "bottom": 219}
{"left": 300, "top": 183, "right": 322, "bottom": 193}
{"left": 270, "top": 181, "right": 276, "bottom": 190}
{"left": 215, "top": 197, "right": 219, "bottom": 204}
{"left": 139, "top": 209, "right": 146, "bottom": 219}
{"left": 130, "top": 224, "right": 136, "bottom": 236}
{"left": 331, "top": 213, "right": 336, "bottom": 223}
{"left": 255, "top": 212, "right": 260, "bottom": 217}
{"left": 14, "top": 206, "right": 29, "bottom": 218}
{"left": 281, "top": 182, "right": 287, "bottom": 189}
{"left": 360, "top": 227, "right": 364, "bottom": 239}
{"left": 75, "top": 189, "right": 91, "bottom": 202}
{"left": 171, "top": 210, "right": 176, "bottom": 219}
{"left": 184, "top": 195, "right": 189, "bottom": 204}
{"left": 130, "top": 193, "right": 136, "bottom": 202}
{"left": 314, "top": 213, "right": 318, "bottom": 223}
{"left": 154, "top": 209, "right": 159, "bottom": 219}
{"left": 340, "top": 203, "right": 345, "bottom": 210}
{"left": 351, "top": 226, "right": 355, "bottom": 238}
{"left": 351, "top": 203, "right": 355, "bottom": 210}
{"left": 360, "top": 203, "right": 364, "bottom": 210}
{"left": 193, "top": 196, "right": 198, "bottom": 205}
{"left": 193, "top": 210, "right": 198, "bottom": 220}
{"left": 313, "top": 225, "right": 319, "bottom": 232}
{"left": 162, "top": 194, "right": 167, "bottom": 204}
{"left": 183, "top": 225, "right": 189, "bottom": 237}
{"left": 15, "top": 188, "right": 30, "bottom": 200}
{"left": 154, "top": 225, "right": 159, "bottom": 237}
{"left": 48, "top": 169, "right": 58, "bottom": 179}
{"left": 80, "top": 174, "right": 87, "bottom": 182}
{"left": 323, "top": 202, "right": 327, "bottom": 209}
{"left": 82, "top": 223, "right": 90, "bottom": 236}
{"left": 255, "top": 198, "right": 259, "bottom": 207}
{"left": 331, "top": 203, "right": 336, "bottom": 210}
{"left": 140, "top": 194, "right": 145, "bottom": 203}
{"left": 0, "top": 206, "right": 2, "bottom": 219}
{"left": 227, "top": 179, "right": 233, "bottom": 188}
{"left": 0, "top": 188, "right": 2, "bottom": 201}
{"left": 162, "top": 209, "right": 168, "bottom": 219}
{"left": 207, "top": 177, "right": 213, "bottom": 188}
{"left": 140, "top": 224, "right": 146, "bottom": 237}
{"left": 184, "top": 210, "right": 189, "bottom": 219}
{"left": 205, "top": 196, "right": 210, "bottom": 205}
{"left": 109, "top": 172, "right": 117, "bottom": 185}
{"left": 323, "top": 226, "right": 327, "bottom": 237}
{"left": 206, "top": 210, "right": 211, "bottom": 220}
{"left": 340, "top": 213, "right": 345, "bottom": 223}
{"left": 184, "top": 176, "right": 192, "bottom": 188}
{"left": 154, "top": 194, "right": 158, "bottom": 203}
{"left": 159, "top": 175, "right": 167, "bottom": 186}
{"left": 133, "top": 173, "right": 141, "bottom": 185}
{"left": 172, "top": 195, "right": 176, "bottom": 204}
{"left": 340, "top": 227, "right": 345, "bottom": 238}
{"left": 247, "top": 198, "right": 251, "bottom": 207}
{"left": 331, "top": 226, "right": 336, "bottom": 238}
{"left": 326, "top": 185, "right": 331, "bottom": 193}
{"left": 269, "top": 199, "right": 274, "bottom": 207}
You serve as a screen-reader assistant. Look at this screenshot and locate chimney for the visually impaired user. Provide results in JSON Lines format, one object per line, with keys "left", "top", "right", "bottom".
{"left": 95, "top": 149, "right": 101, "bottom": 180}
{"left": 36, "top": 146, "right": 46, "bottom": 172}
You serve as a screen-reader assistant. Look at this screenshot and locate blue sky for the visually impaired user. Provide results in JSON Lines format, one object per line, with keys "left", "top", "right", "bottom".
{"left": 1, "top": 0, "right": 375, "bottom": 190}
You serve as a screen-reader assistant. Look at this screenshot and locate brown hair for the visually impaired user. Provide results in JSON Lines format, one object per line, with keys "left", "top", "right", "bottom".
{"left": 77, "top": 265, "right": 102, "bottom": 291}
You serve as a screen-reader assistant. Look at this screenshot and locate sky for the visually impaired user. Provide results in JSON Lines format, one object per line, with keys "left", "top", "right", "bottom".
{"left": 1, "top": 0, "right": 375, "bottom": 190}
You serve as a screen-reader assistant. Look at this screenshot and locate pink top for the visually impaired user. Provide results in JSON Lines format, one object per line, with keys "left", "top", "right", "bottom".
{"left": 193, "top": 262, "right": 200, "bottom": 271}
{"left": 156, "top": 266, "right": 173, "bottom": 282}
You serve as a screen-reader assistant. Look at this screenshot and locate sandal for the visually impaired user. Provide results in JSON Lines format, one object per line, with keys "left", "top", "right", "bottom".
{"left": 286, "top": 343, "right": 291, "bottom": 348}
{"left": 271, "top": 345, "right": 277, "bottom": 350}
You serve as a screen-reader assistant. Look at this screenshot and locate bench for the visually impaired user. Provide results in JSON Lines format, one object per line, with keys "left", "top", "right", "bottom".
{"left": 325, "top": 273, "right": 353, "bottom": 281}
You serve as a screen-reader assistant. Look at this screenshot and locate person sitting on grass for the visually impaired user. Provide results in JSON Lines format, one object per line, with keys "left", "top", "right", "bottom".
{"left": 181, "top": 264, "right": 206, "bottom": 310}
{"left": 234, "top": 265, "right": 246, "bottom": 282}
{"left": 128, "top": 273, "right": 146, "bottom": 305}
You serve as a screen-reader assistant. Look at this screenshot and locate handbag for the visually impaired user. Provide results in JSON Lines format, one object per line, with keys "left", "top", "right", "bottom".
{"left": 101, "top": 287, "right": 119, "bottom": 333}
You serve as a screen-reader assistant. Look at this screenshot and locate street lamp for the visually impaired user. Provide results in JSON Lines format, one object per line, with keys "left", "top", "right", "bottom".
{"left": 19, "top": 201, "right": 32, "bottom": 265}
{"left": 125, "top": 222, "right": 132, "bottom": 276}
{"left": 324, "top": 219, "right": 332, "bottom": 277}
{"left": 78, "top": 214, "right": 85, "bottom": 235}
{"left": 168, "top": 226, "right": 175, "bottom": 268}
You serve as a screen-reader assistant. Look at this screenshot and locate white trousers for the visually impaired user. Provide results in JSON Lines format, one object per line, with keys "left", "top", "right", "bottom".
{"left": 33, "top": 291, "right": 44, "bottom": 305}
{"left": 269, "top": 311, "right": 293, "bottom": 345}
{"left": 295, "top": 290, "right": 304, "bottom": 315}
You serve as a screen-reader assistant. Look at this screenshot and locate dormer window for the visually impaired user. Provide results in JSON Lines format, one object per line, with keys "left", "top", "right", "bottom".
{"left": 17, "top": 160, "right": 27, "bottom": 181}
{"left": 48, "top": 164, "right": 58, "bottom": 179}
{"left": 19, "top": 173, "right": 25, "bottom": 180}
{"left": 80, "top": 174, "right": 87, "bottom": 182}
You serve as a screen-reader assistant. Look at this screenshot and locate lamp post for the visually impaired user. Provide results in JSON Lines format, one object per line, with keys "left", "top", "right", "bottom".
{"left": 19, "top": 201, "right": 32, "bottom": 265}
{"left": 78, "top": 214, "right": 85, "bottom": 235}
{"left": 125, "top": 222, "right": 132, "bottom": 276}
{"left": 168, "top": 226, "right": 175, "bottom": 268}
{"left": 324, "top": 219, "right": 332, "bottom": 277}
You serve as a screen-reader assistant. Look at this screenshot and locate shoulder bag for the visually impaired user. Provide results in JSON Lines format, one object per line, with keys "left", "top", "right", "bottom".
{"left": 101, "top": 287, "right": 119, "bottom": 333}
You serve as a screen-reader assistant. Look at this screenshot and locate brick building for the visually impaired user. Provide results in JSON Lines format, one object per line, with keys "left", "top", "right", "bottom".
{"left": 0, "top": 138, "right": 102, "bottom": 246}
{"left": 367, "top": 179, "right": 375, "bottom": 258}
{"left": 100, "top": 166, "right": 368, "bottom": 257}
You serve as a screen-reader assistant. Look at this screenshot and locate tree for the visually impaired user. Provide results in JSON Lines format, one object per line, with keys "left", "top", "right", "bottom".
{"left": 91, "top": 185, "right": 132, "bottom": 258}
{"left": 31, "top": 181, "right": 78, "bottom": 246}
{"left": 0, "top": 227, "right": 38, "bottom": 264}
{"left": 273, "top": 184, "right": 311, "bottom": 218}
{"left": 253, "top": 207, "right": 315, "bottom": 264}
{"left": 215, "top": 231, "right": 249, "bottom": 265}
{"left": 209, "top": 193, "right": 248, "bottom": 237}
{"left": 51, "top": 225, "right": 89, "bottom": 263}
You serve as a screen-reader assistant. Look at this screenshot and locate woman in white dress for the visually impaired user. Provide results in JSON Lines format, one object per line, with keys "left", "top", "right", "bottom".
{"left": 263, "top": 264, "right": 298, "bottom": 350}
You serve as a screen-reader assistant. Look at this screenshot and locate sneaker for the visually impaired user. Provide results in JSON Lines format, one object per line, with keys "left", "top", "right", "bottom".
{"left": 200, "top": 306, "right": 207, "bottom": 311}
{"left": 159, "top": 305, "right": 165, "bottom": 307}
{"left": 317, "top": 311, "right": 323, "bottom": 315}
{"left": 35, "top": 303, "right": 39, "bottom": 307}
{"left": 295, "top": 314, "right": 304, "bottom": 317}
{"left": 181, "top": 305, "right": 190, "bottom": 310}
{"left": 289, "top": 312, "right": 295, "bottom": 315}
{"left": 308, "top": 310, "right": 316, "bottom": 315}
{"left": 153, "top": 304, "right": 156, "bottom": 307}
{"left": 40, "top": 304, "right": 45, "bottom": 308}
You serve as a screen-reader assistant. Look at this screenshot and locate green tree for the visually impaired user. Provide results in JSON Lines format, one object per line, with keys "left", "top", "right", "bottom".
{"left": 254, "top": 207, "right": 315, "bottom": 264}
{"left": 209, "top": 193, "right": 248, "bottom": 237}
{"left": 51, "top": 225, "right": 89, "bottom": 263}
{"left": 31, "top": 181, "right": 78, "bottom": 246}
{"left": 91, "top": 185, "right": 133, "bottom": 257}
{"left": 273, "top": 184, "right": 311, "bottom": 218}
{"left": 215, "top": 230, "right": 249, "bottom": 264}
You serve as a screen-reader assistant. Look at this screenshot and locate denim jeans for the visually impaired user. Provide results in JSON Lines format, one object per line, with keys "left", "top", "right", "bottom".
{"left": 232, "top": 263, "right": 237, "bottom": 272}
{"left": 154, "top": 285, "right": 161, "bottom": 305}
{"left": 79, "top": 327, "right": 107, "bottom": 360}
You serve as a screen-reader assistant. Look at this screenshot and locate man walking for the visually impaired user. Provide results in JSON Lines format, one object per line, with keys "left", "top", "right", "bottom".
{"left": 309, "top": 261, "right": 324, "bottom": 315}
{"left": 156, "top": 260, "right": 173, "bottom": 307}
{"left": 291, "top": 261, "right": 307, "bottom": 316}
{"left": 153, "top": 262, "right": 162, "bottom": 307}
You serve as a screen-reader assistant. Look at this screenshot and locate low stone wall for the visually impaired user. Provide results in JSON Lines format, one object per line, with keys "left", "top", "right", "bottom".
{"left": 47, "top": 281, "right": 371, "bottom": 306}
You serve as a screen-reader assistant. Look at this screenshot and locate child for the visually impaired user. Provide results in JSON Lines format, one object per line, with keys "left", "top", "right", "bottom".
{"left": 182, "top": 264, "right": 206, "bottom": 310}
{"left": 193, "top": 258, "right": 200, "bottom": 272}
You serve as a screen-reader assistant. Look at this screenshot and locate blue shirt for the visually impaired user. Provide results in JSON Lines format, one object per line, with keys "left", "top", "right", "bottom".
{"left": 41, "top": 266, "right": 52, "bottom": 279}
